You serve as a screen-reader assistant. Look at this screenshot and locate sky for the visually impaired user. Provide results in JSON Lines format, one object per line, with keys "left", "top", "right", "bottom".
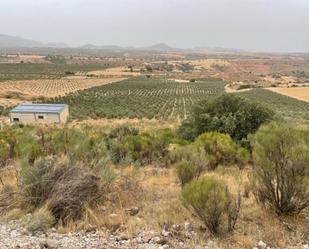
{"left": 0, "top": 0, "right": 308, "bottom": 52}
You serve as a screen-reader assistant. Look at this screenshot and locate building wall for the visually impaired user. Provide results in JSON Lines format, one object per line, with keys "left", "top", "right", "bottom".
{"left": 10, "top": 112, "right": 61, "bottom": 124}
{"left": 59, "top": 106, "right": 69, "bottom": 123}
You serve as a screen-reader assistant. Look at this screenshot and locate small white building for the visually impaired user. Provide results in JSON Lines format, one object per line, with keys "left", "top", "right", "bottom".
{"left": 9, "top": 104, "right": 69, "bottom": 124}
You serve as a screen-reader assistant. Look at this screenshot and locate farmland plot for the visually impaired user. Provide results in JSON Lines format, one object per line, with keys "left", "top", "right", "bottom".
{"left": 237, "top": 88, "right": 309, "bottom": 120}
{"left": 0, "top": 78, "right": 126, "bottom": 98}
{"left": 267, "top": 87, "right": 309, "bottom": 103}
{"left": 0, "top": 63, "right": 109, "bottom": 81}
{"left": 51, "top": 77, "right": 226, "bottom": 120}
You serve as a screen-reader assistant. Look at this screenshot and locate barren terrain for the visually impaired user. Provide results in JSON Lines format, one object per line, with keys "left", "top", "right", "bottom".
{"left": 87, "top": 67, "right": 140, "bottom": 77}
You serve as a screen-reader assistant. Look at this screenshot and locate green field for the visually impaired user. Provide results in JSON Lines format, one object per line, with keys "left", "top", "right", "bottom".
{"left": 50, "top": 77, "right": 226, "bottom": 120}
{"left": 29, "top": 76, "right": 309, "bottom": 121}
{"left": 49, "top": 77, "right": 309, "bottom": 121}
{"left": 0, "top": 63, "right": 108, "bottom": 81}
{"left": 237, "top": 88, "right": 309, "bottom": 120}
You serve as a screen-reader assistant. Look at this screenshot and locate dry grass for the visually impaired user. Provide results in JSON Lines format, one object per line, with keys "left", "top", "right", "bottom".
{"left": 87, "top": 67, "right": 140, "bottom": 77}
{"left": 0, "top": 168, "right": 17, "bottom": 192}
{"left": 0, "top": 164, "right": 307, "bottom": 248}
{"left": 268, "top": 87, "right": 309, "bottom": 103}
{"left": 70, "top": 118, "right": 181, "bottom": 133}
{"left": 74, "top": 165, "right": 308, "bottom": 248}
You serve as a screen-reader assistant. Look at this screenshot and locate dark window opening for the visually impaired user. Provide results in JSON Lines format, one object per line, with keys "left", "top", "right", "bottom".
{"left": 13, "top": 118, "right": 19, "bottom": 122}
{"left": 38, "top": 115, "right": 45, "bottom": 119}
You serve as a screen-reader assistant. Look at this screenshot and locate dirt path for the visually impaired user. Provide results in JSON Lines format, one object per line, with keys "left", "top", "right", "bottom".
{"left": 224, "top": 85, "right": 252, "bottom": 93}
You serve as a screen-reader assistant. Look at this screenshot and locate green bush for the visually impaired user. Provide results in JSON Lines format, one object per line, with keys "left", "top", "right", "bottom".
{"left": 178, "top": 94, "right": 274, "bottom": 145}
{"left": 123, "top": 134, "right": 153, "bottom": 164}
{"left": 197, "top": 132, "right": 250, "bottom": 169}
{"left": 110, "top": 130, "right": 174, "bottom": 166}
{"left": 251, "top": 122, "right": 309, "bottom": 215}
{"left": 15, "top": 127, "right": 42, "bottom": 164}
{"left": 169, "top": 143, "right": 208, "bottom": 174}
{"left": 176, "top": 161, "right": 198, "bottom": 187}
{"left": 0, "top": 106, "right": 10, "bottom": 116}
{"left": 151, "top": 129, "right": 177, "bottom": 165}
{"left": 170, "top": 132, "right": 249, "bottom": 171}
{"left": 0, "top": 125, "right": 22, "bottom": 164}
{"left": 182, "top": 176, "right": 240, "bottom": 234}
{"left": 0, "top": 139, "right": 9, "bottom": 167}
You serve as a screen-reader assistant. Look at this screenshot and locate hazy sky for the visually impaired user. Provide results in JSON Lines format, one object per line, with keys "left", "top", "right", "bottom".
{"left": 0, "top": 0, "right": 308, "bottom": 52}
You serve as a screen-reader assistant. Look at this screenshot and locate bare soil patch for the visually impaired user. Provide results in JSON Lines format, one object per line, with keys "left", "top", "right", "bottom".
{"left": 87, "top": 67, "right": 140, "bottom": 77}
{"left": 267, "top": 87, "right": 309, "bottom": 102}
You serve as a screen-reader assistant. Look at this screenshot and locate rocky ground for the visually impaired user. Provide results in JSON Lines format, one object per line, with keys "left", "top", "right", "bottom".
{"left": 0, "top": 220, "right": 211, "bottom": 249}
{"left": 0, "top": 220, "right": 308, "bottom": 249}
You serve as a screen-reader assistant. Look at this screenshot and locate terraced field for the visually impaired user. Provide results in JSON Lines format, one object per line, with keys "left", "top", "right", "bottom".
{"left": 51, "top": 77, "right": 226, "bottom": 120}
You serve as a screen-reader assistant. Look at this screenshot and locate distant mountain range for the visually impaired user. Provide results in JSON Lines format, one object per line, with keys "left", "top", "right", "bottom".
{"left": 0, "top": 34, "right": 241, "bottom": 52}
{"left": 0, "top": 34, "right": 70, "bottom": 48}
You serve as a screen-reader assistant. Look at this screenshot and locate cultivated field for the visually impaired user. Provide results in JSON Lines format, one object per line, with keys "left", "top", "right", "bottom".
{"left": 0, "top": 78, "right": 126, "bottom": 106}
{"left": 51, "top": 77, "right": 226, "bottom": 120}
{"left": 0, "top": 63, "right": 109, "bottom": 81}
{"left": 237, "top": 88, "right": 309, "bottom": 120}
{"left": 267, "top": 87, "right": 309, "bottom": 102}
{"left": 48, "top": 76, "right": 309, "bottom": 122}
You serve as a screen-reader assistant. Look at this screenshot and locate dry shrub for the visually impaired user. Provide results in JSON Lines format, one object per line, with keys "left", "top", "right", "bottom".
{"left": 109, "top": 175, "right": 144, "bottom": 207}
{"left": 2, "top": 208, "right": 26, "bottom": 221}
{"left": 182, "top": 176, "right": 240, "bottom": 235}
{"left": 0, "top": 194, "right": 12, "bottom": 215}
{"left": 18, "top": 156, "right": 103, "bottom": 223}
{"left": 19, "top": 156, "right": 70, "bottom": 208}
{"left": 22, "top": 207, "right": 55, "bottom": 233}
{"left": 47, "top": 170, "right": 101, "bottom": 221}
{"left": 0, "top": 184, "right": 16, "bottom": 214}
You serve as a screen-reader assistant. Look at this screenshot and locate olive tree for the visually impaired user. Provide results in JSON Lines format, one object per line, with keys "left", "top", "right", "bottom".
{"left": 178, "top": 94, "right": 274, "bottom": 146}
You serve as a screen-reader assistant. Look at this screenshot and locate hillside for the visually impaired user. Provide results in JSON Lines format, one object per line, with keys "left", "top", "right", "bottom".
{"left": 0, "top": 34, "right": 68, "bottom": 48}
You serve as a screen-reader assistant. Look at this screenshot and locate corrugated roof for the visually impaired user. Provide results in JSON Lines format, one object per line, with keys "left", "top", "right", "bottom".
{"left": 10, "top": 104, "right": 67, "bottom": 114}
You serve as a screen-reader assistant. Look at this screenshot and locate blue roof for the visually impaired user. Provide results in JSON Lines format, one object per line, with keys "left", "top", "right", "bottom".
{"left": 10, "top": 104, "right": 67, "bottom": 114}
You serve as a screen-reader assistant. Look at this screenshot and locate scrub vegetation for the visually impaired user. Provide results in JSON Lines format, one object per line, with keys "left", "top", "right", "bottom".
{"left": 0, "top": 95, "right": 308, "bottom": 248}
